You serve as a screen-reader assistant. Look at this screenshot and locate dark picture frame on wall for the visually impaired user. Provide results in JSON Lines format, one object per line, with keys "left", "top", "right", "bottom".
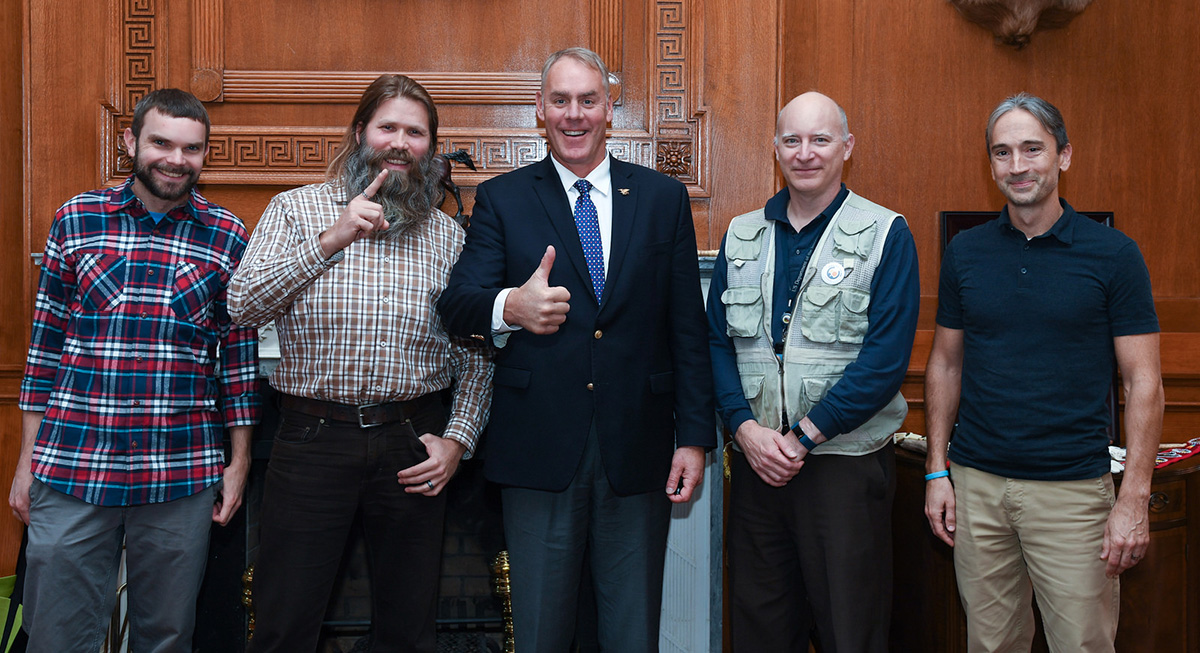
{"left": 940, "top": 209, "right": 1113, "bottom": 249}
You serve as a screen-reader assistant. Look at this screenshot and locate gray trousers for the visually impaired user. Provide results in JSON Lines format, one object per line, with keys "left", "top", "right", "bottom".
{"left": 23, "top": 479, "right": 215, "bottom": 653}
{"left": 501, "top": 425, "right": 672, "bottom": 653}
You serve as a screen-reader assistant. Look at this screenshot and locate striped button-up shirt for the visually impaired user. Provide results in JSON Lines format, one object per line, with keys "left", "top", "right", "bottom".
{"left": 229, "top": 182, "right": 492, "bottom": 454}
{"left": 20, "top": 178, "right": 261, "bottom": 507}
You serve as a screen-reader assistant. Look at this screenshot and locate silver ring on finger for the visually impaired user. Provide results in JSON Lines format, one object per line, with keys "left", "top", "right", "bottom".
{"left": 360, "top": 191, "right": 370, "bottom": 199}
{"left": 426, "top": 480, "right": 435, "bottom": 490}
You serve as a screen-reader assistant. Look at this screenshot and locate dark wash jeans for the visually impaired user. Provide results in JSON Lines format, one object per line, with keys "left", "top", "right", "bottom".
{"left": 247, "top": 399, "right": 448, "bottom": 653}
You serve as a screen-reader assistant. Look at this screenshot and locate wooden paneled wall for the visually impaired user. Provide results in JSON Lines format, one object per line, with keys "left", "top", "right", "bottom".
{"left": 3, "top": 0, "right": 1197, "bottom": 574}
{"left": 1, "top": 0, "right": 27, "bottom": 575}
{"left": 3, "top": 0, "right": 780, "bottom": 573}
{"left": 778, "top": 0, "right": 1200, "bottom": 441}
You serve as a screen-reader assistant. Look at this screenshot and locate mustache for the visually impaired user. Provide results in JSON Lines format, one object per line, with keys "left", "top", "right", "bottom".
{"left": 368, "top": 148, "right": 415, "bottom": 168}
{"left": 153, "top": 163, "right": 196, "bottom": 177}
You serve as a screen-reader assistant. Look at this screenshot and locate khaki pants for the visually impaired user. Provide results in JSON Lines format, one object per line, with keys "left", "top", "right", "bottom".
{"left": 951, "top": 464, "right": 1119, "bottom": 653}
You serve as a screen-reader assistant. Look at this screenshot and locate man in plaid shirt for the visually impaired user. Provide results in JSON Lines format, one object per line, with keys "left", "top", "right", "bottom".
{"left": 229, "top": 75, "right": 493, "bottom": 653}
{"left": 9, "top": 88, "right": 261, "bottom": 652}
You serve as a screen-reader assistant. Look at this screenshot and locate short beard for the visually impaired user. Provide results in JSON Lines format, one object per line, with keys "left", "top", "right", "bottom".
{"left": 341, "top": 144, "right": 444, "bottom": 238}
{"left": 132, "top": 150, "right": 200, "bottom": 203}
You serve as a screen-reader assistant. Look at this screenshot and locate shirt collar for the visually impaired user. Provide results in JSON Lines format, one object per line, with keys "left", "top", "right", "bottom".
{"left": 113, "top": 176, "right": 211, "bottom": 226}
{"left": 550, "top": 154, "right": 613, "bottom": 200}
{"left": 998, "top": 197, "right": 1077, "bottom": 245}
{"left": 763, "top": 183, "right": 849, "bottom": 233}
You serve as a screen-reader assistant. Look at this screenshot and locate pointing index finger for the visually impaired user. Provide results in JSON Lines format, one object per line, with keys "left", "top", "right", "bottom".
{"left": 362, "top": 169, "right": 389, "bottom": 200}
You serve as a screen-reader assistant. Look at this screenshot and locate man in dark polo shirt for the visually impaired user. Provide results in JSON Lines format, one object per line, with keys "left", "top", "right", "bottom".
{"left": 923, "top": 93, "right": 1164, "bottom": 652}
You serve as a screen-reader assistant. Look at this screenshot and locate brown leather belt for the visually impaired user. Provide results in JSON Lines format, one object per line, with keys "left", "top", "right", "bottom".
{"left": 279, "top": 392, "right": 435, "bottom": 429}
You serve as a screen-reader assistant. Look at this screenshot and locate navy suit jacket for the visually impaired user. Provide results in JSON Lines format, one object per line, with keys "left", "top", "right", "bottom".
{"left": 439, "top": 156, "right": 715, "bottom": 495}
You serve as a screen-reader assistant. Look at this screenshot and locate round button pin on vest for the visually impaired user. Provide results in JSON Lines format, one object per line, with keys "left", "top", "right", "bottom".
{"left": 821, "top": 261, "right": 846, "bottom": 284}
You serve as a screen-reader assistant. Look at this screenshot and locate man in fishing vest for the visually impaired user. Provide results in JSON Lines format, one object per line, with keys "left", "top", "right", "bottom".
{"left": 707, "top": 91, "right": 920, "bottom": 652}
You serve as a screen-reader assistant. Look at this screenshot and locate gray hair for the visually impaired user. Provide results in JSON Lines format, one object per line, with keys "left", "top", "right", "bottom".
{"left": 986, "top": 93, "right": 1069, "bottom": 153}
{"left": 832, "top": 103, "right": 850, "bottom": 140}
{"left": 541, "top": 47, "right": 611, "bottom": 98}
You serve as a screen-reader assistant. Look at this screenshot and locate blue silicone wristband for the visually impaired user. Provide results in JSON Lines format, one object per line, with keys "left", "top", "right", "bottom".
{"left": 798, "top": 434, "right": 817, "bottom": 451}
{"left": 925, "top": 470, "right": 950, "bottom": 481}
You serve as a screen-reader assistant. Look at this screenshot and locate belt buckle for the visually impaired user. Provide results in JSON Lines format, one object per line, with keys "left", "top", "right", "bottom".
{"left": 356, "top": 402, "right": 384, "bottom": 428}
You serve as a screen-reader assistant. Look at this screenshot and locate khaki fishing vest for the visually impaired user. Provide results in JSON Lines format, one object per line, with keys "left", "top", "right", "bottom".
{"left": 720, "top": 191, "right": 907, "bottom": 455}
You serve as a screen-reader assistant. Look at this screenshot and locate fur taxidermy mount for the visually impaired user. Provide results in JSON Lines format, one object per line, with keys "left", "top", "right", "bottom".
{"left": 950, "top": 0, "right": 1093, "bottom": 49}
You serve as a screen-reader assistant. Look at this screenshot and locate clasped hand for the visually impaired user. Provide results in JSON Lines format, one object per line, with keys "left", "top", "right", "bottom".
{"left": 736, "top": 421, "right": 804, "bottom": 487}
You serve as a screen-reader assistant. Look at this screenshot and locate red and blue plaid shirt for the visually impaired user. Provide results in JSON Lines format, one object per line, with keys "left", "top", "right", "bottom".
{"left": 20, "top": 177, "right": 261, "bottom": 506}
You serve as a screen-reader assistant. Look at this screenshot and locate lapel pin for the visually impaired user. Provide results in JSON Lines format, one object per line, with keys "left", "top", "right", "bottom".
{"left": 618, "top": 188, "right": 630, "bottom": 195}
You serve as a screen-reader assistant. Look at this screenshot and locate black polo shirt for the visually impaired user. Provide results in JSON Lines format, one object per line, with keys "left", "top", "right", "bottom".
{"left": 936, "top": 199, "right": 1159, "bottom": 481}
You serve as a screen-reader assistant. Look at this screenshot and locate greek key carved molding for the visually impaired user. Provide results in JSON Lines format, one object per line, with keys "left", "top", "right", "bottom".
{"left": 199, "top": 127, "right": 341, "bottom": 184}
{"left": 121, "top": 0, "right": 158, "bottom": 110}
{"left": 102, "top": 0, "right": 708, "bottom": 195}
{"left": 199, "top": 129, "right": 660, "bottom": 186}
{"left": 101, "top": 0, "right": 162, "bottom": 185}
{"left": 651, "top": 0, "right": 707, "bottom": 191}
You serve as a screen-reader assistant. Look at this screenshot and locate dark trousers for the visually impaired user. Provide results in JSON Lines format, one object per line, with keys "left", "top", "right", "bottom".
{"left": 247, "top": 402, "right": 447, "bottom": 653}
{"left": 728, "top": 443, "right": 895, "bottom": 653}
{"left": 501, "top": 425, "right": 672, "bottom": 653}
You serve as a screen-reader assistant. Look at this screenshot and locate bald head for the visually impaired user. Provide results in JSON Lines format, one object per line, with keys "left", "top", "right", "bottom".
{"left": 774, "top": 92, "right": 854, "bottom": 201}
{"left": 776, "top": 92, "right": 850, "bottom": 142}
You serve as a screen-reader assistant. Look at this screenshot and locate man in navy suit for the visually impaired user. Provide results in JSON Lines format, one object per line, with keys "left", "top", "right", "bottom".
{"left": 439, "top": 47, "right": 715, "bottom": 651}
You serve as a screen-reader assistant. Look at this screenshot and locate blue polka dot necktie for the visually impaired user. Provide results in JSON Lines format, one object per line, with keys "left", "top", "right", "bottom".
{"left": 573, "top": 179, "right": 605, "bottom": 301}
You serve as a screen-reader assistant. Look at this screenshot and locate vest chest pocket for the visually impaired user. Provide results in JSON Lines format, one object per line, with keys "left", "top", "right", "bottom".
{"left": 721, "top": 286, "right": 764, "bottom": 338}
{"left": 832, "top": 215, "right": 877, "bottom": 260}
{"left": 725, "top": 222, "right": 768, "bottom": 261}
{"left": 800, "top": 284, "right": 871, "bottom": 345}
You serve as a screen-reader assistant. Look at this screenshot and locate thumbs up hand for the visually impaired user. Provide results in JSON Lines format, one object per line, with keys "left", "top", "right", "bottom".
{"left": 504, "top": 246, "right": 571, "bottom": 334}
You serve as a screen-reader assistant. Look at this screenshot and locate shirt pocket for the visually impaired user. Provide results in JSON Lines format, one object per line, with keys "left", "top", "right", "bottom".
{"left": 171, "top": 261, "right": 222, "bottom": 325}
{"left": 76, "top": 252, "right": 127, "bottom": 312}
{"left": 799, "top": 285, "right": 871, "bottom": 345}
{"left": 721, "top": 286, "right": 764, "bottom": 338}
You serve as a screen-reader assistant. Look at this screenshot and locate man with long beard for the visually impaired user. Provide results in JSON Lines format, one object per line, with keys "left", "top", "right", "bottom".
{"left": 10, "top": 88, "right": 260, "bottom": 652}
{"left": 229, "top": 74, "right": 493, "bottom": 652}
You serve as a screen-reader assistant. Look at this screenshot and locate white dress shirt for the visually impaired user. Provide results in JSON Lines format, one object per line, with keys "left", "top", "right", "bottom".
{"left": 490, "top": 155, "right": 614, "bottom": 338}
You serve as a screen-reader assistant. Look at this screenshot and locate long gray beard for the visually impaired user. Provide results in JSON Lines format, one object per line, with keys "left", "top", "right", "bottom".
{"left": 341, "top": 145, "right": 444, "bottom": 238}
